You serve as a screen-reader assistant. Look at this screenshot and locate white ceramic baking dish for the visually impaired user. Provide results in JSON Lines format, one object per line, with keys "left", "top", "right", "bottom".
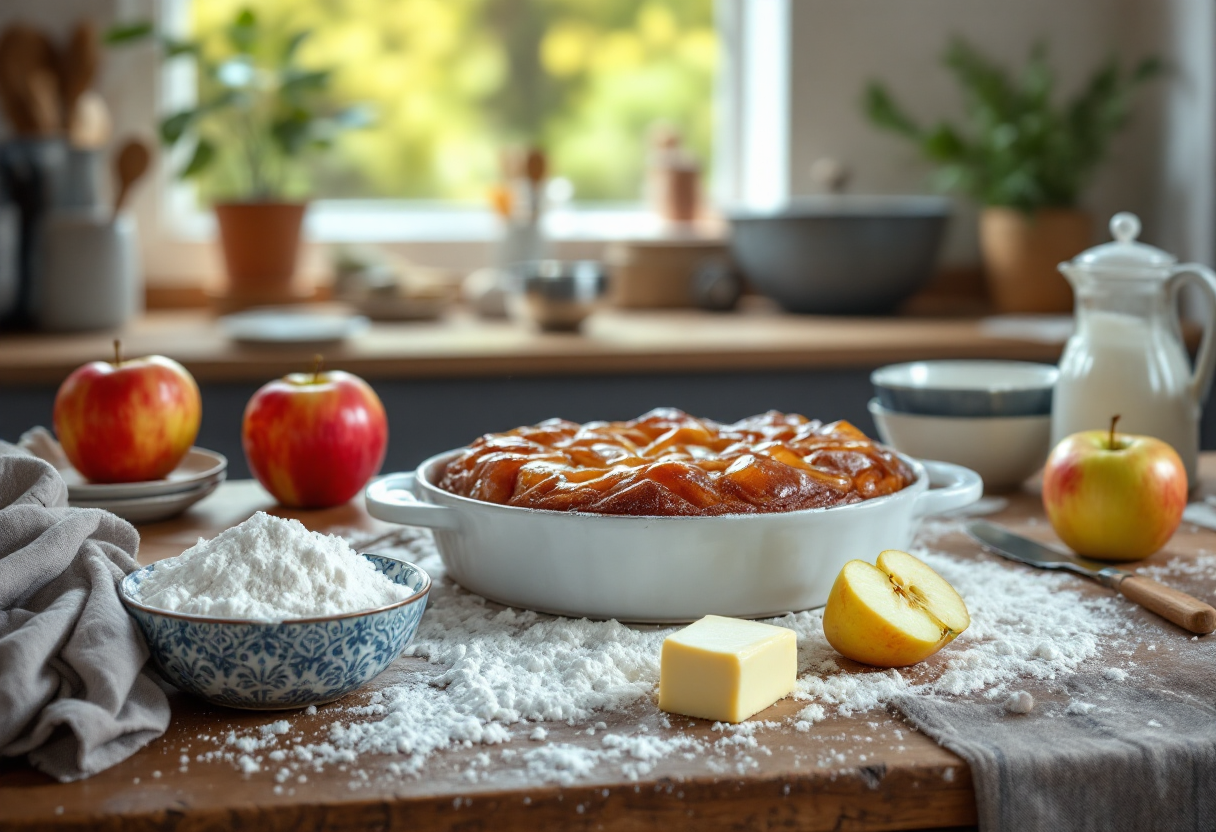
{"left": 365, "top": 450, "right": 982, "bottom": 623}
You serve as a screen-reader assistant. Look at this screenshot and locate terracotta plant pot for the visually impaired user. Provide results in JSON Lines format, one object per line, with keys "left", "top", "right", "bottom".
{"left": 979, "top": 207, "right": 1091, "bottom": 314}
{"left": 213, "top": 201, "right": 307, "bottom": 303}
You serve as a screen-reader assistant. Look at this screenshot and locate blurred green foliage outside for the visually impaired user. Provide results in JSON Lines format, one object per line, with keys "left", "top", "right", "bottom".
{"left": 192, "top": 0, "right": 717, "bottom": 203}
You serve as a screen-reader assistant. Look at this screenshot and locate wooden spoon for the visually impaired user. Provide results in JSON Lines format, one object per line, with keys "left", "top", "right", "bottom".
{"left": 112, "top": 139, "right": 150, "bottom": 219}
{"left": 523, "top": 147, "right": 547, "bottom": 185}
{"left": 69, "top": 89, "right": 111, "bottom": 149}
{"left": 522, "top": 147, "right": 546, "bottom": 220}
{"left": 0, "top": 25, "right": 63, "bottom": 135}
{"left": 26, "top": 67, "right": 61, "bottom": 135}
{"left": 25, "top": 28, "right": 62, "bottom": 133}
{"left": 60, "top": 22, "right": 99, "bottom": 128}
{"left": 0, "top": 26, "right": 40, "bottom": 133}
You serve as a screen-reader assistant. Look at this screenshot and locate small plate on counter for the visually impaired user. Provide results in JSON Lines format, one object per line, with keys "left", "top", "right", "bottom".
{"left": 71, "top": 477, "right": 223, "bottom": 524}
{"left": 219, "top": 309, "right": 371, "bottom": 345}
{"left": 18, "top": 429, "right": 227, "bottom": 522}
{"left": 63, "top": 448, "right": 227, "bottom": 501}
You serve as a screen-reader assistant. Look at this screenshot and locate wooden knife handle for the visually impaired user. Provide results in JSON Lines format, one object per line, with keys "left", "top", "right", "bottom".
{"left": 1113, "top": 574, "right": 1216, "bottom": 635}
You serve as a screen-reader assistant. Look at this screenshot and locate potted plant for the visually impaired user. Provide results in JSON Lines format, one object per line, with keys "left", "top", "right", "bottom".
{"left": 108, "top": 9, "right": 367, "bottom": 306}
{"left": 864, "top": 40, "right": 1161, "bottom": 313}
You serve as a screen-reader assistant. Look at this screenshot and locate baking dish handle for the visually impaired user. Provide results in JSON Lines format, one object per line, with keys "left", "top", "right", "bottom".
{"left": 912, "top": 460, "right": 983, "bottom": 518}
{"left": 365, "top": 473, "right": 462, "bottom": 531}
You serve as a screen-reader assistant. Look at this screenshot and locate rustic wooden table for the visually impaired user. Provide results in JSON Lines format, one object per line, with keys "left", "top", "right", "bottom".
{"left": 4, "top": 464, "right": 1214, "bottom": 832}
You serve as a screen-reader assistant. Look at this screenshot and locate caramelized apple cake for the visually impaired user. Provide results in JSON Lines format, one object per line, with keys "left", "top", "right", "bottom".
{"left": 437, "top": 408, "right": 915, "bottom": 516}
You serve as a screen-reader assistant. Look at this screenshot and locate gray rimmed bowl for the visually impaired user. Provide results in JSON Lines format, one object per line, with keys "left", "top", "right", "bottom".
{"left": 871, "top": 360, "right": 1058, "bottom": 418}
{"left": 120, "top": 553, "right": 430, "bottom": 710}
{"left": 727, "top": 195, "right": 950, "bottom": 314}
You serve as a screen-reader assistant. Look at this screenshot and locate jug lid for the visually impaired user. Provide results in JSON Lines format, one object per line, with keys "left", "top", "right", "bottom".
{"left": 1067, "top": 212, "right": 1175, "bottom": 276}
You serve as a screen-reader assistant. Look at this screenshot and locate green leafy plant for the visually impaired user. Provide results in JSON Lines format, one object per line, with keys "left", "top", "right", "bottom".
{"left": 106, "top": 9, "right": 369, "bottom": 201}
{"left": 863, "top": 39, "right": 1162, "bottom": 212}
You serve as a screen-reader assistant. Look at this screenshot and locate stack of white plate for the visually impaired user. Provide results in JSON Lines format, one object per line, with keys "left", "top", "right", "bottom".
{"left": 61, "top": 448, "right": 228, "bottom": 524}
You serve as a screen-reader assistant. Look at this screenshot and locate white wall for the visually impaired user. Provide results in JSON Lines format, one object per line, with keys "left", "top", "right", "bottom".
{"left": 1155, "top": 0, "right": 1216, "bottom": 266}
{"left": 782, "top": 0, "right": 1188, "bottom": 266}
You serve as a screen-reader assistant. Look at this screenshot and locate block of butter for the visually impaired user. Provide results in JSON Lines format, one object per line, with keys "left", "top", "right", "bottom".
{"left": 658, "top": 614, "right": 797, "bottom": 723}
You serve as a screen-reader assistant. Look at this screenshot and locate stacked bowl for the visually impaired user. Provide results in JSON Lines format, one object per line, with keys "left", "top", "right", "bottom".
{"left": 868, "top": 361, "right": 1058, "bottom": 493}
{"left": 21, "top": 428, "right": 228, "bottom": 522}
{"left": 64, "top": 448, "right": 228, "bottom": 523}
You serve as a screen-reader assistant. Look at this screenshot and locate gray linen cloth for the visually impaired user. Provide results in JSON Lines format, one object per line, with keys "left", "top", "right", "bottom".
{"left": 0, "top": 441, "right": 169, "bottom": 781}
{"left": 897, "top": 609, "right": 1216, "bottom": 831}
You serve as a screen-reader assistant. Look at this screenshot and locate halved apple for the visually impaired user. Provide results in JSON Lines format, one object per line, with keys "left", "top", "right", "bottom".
{"left": 821, "top": 550, "right": 970, "bottom": 668}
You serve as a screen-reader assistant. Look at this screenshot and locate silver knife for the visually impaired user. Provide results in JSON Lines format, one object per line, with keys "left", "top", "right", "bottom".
{"left": 967, "top": 520, "right": 1216, "bottom": 635}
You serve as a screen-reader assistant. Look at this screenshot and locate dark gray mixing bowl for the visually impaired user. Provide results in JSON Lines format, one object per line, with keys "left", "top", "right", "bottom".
{"left": 728, "top": 195, "right": 951, "bottom": 315}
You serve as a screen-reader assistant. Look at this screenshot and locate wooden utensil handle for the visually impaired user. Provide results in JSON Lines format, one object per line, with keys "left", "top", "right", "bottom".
{"left": 1114, "top": 574, "right": 1216, "bottom": 634}
{"left": 113, "top": 180, "right": 132, "bottom": 219}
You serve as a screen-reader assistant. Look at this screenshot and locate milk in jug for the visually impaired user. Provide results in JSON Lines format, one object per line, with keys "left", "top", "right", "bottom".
{"left": 1053, "top": 212, "right": 1216, "bottom": 487}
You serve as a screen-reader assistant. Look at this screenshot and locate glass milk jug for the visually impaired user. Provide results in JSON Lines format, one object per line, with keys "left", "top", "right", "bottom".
{"left": 1053, "top": 212, "right": 1216, "bottom": 487}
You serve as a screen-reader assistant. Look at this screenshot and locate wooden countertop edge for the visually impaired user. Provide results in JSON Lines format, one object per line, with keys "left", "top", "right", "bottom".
{"left": 0, "top": 341, "right": 1063, "bottom": 385}
{"left": 0, "top": 762, "right": 977, "bottom": 832}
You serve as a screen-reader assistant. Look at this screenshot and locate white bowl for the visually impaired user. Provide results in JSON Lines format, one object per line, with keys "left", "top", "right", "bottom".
{"left": 871, "top": 360, "right": 1058, "bottom": 417}
{"left": 364, "top": 449, "right": 982, "bottom": 623}
{"left": 868, "top": 399, "right": 1051, "bottom": 493}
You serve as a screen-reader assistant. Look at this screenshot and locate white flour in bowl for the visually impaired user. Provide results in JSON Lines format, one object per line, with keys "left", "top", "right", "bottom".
{"left": 135, "top": 512, "right": 411, "bottom": 620}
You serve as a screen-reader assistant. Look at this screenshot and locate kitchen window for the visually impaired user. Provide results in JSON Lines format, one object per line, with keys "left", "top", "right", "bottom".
{"left": 124, "top": 0, "right": 786, "bottom": 281}
{"left": 190, "top": 0, "right": 717, "bottom": 204}
{"left": 155, "top": 0, "right": 720, "bottom": 247}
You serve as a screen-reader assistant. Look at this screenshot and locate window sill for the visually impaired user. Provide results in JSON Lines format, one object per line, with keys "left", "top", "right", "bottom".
{"left": 142, "top": 202, "right": 728, "bottom": 286}
{"left": 167, "top": 201, "right": 728, "bottom": 244}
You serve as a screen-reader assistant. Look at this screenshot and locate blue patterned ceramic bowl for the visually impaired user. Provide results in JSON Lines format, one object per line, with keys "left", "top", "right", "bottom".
{"left": 120, "top": 553, "right": 430, "bottom": 710}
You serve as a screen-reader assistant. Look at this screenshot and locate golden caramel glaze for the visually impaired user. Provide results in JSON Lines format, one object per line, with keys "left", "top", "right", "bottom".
{"left": 437, "top": 408, "right": 916, "bottom": 516}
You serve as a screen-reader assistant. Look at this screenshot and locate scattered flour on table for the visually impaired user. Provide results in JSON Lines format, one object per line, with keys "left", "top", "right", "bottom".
{"left": 135, "top": 512, "right": 410, "bottom": 619}
{"left": 1136, "top": 552, "right": 1216, "bottom": 583}
{"left": 187, "top": 518, "right": 1135, "bottom": 786}
{"left": 1004, "top": 691, "right": 1035, "bottom": 714}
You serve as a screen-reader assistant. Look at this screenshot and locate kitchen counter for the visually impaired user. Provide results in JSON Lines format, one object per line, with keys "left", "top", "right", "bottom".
{"left": 0, "top": 305, "right": 1071, "bottom": 386}
{"left": 0, "top": 305, "right": 1086, "bottom": 483}
{"left": 4, "top": 462, "right": 1216, "bottom": 832}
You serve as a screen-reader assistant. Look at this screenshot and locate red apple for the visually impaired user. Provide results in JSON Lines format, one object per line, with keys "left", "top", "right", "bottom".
{"left": 53, "top": 340, "right": 202, "bottom": 483}
{"left": 1042, "top": 416, "right": 1187, "bottom": 561}
{"left": 242, "top": 363, "right": 388, "bottom": 508}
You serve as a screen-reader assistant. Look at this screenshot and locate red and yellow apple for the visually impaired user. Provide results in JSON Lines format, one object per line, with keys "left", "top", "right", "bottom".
{"left": 53, "top": 341, "right": 201, "bottom": 483}
{"left": 822, "top": 549, "right": 970, "bottom": 668}
{"left": 1042, "top": 417, "right": 1187, "bottom": 561}
{"left": 242, "top": 364, "right": 388, "bottom": 508}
